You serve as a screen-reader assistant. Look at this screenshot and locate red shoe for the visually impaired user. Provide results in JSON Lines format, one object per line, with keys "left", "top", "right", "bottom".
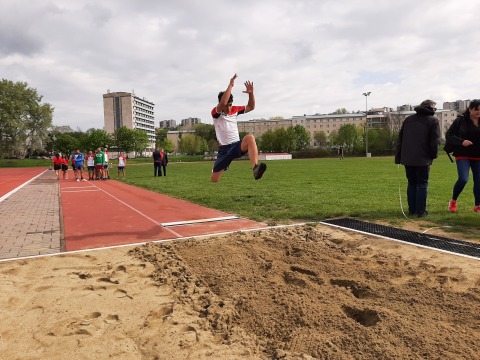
{"left": 448, "top": 200, "right": 457, "bottom": 213}
{"left": 474, "top": 205, "right": 480, "bottom": 213}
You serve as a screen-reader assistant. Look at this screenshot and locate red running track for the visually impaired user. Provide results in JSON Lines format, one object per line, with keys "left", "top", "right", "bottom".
{"left": 60, "top": 179, "right": 264, "bottom": 251}
{"left": 0, "top": 168, "right": 47, "bottom": 200}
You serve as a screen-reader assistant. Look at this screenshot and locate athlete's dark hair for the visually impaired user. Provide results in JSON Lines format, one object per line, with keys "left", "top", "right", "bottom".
{"left": 218, "top": 91, "right": 233, "bottom": 103}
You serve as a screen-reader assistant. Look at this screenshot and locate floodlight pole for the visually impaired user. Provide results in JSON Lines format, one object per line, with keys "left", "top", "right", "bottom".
{"left": 363, "top": 92, "right": 371, "bottom": 157}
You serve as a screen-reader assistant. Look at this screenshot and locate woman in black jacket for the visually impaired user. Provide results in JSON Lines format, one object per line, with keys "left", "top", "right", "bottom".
{"left": 445, "top": 99, "right": 480, "bottom": 213}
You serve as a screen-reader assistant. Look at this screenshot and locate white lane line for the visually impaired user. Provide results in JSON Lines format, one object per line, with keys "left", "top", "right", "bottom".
{"left": 62, "top": 186, "right": 97, "bottom": 190}
{"left": 319, "top": 221, "right": 479, "bottom": 261}
{"left": 161, "top": 216, "right": 239, "bottom": 227}
{"left": 89, "top": 182, "right": 182, "bottom": 238}
{"left": 61, "top": 189, "right": 102, "bottom": 193}
{"left": 0, "top": 170, "right": 48, "bottom": 203}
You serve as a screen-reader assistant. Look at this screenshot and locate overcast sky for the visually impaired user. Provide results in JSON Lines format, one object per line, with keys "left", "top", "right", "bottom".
{"left": 1, "top": 0, "right": 478, "bottom": 131}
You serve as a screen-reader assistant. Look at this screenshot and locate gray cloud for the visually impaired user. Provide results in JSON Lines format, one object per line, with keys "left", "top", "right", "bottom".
{"left": 1, "top": 0, "right": 479, "bottom": 130}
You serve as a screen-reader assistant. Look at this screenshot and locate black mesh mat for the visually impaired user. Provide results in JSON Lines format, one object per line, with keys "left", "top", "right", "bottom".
{"left": 320, "top": 218, "right": 480, "bottom": 259}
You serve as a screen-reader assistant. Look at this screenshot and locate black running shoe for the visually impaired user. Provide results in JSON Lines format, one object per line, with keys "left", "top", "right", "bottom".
{"left": 253, "top": 163, "right": 267, "bottom": 180}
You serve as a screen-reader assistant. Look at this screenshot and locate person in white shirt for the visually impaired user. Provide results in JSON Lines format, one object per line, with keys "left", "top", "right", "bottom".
{"left": 117, "top": 152, "right": 126, "bottom": 179}
{"left": 210, "top": 73, "right": 266, "bottom": 183}
{"left": 103, "top": 147, "right": 110, "bottom": 180}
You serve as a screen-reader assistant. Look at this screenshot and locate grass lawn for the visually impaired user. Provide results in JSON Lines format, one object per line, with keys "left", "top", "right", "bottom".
{"left": 118, "top": 154, "right": 480, "bottom": 238}
{"left": 0, "top": 159, "right": 52, "bottom": 168}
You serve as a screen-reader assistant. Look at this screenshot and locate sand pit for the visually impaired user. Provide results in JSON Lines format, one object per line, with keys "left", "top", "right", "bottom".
{"left": 0, "top": 224, "right": 479, "bottom": 359}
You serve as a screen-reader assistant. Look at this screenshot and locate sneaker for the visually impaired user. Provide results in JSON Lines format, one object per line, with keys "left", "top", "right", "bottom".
{"left": 474, "top": 206, "right": 480, "bottom": 213}
{"left": 82, "top": 178, "right": 87, "bottom": 182}
{"left": 76, "top": 179, "right": 80, "bottom": 182}
{"left": 448, "top": 200, "right": 457, "bottom": 213}
{"left": 253, "top": 163, "right": 267, "bottom": 180}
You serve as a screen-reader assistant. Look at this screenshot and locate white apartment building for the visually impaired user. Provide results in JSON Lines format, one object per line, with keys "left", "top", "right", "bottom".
{"left": 103, "top": 91, "right": 156, "bottom": 153}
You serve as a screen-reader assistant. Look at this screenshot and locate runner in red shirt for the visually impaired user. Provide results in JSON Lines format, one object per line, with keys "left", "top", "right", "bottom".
{"left": 52, "top": 153, "right": 62, "bottom": 179}
{"left": 61, "top": 154, "right": 69, "bottom": 180}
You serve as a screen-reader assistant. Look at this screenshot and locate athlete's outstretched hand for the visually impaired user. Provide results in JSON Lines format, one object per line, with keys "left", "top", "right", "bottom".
{"left": 229, "top": 73, "right": 237, "bottom": 87}
{"left": 243, "top": 80, "right": 254, "bottom": 94}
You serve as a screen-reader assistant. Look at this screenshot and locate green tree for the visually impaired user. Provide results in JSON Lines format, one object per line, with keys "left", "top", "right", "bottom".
{"left": 54, "top": 134, "right": 79, "bottom": 156}
{"left": 285, "top": 127, "right": 297, "bottom": 153}
{"left": 259, "top": 130, "right": 275, "bottom": 152}
{"left": 207, "top": 138, "right": 219, "bottom": 153}
{"left": 313, "top": 131, "right": 328, "bottom": 147}
{"left": 272, "top": 128, "right": 289, "bottom": 152}
{"left": 0, "top": 79, "right": 53, "bottom": 158}
{"left": 292, "top": 125, "right": 310, "bottom": 150}
{"left": 328, "top": 130, "right": 339, "bottom": 148}
{"left": 155, "top": 128, "right": 168, "bottom": 147}
{"left": 179, "top": 134, "right": 208, "bottom": 155}
{"left": 329, "top": 108, "right": 348, "bottom": 114}
{"left": 194, "top": 124, "right": 216, "bottom": 143}
{"left": 158, "top": 138, "right": 174, "bottom": 153}
{"left": 132, "top": 129, "right": 151, "bottom": 156}
{"left": 83, "top": 129, "right": 113, "bottom": 152}
{"left": 115, "top": 127, "right": 136, "bottom": 154}
{"left": 337, "top": 124, "right": 359, "bottom": 154}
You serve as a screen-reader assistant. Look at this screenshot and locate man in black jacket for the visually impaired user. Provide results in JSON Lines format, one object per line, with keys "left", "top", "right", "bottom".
{"left": 395, "top": 99, "right": 441, "bottom": 217}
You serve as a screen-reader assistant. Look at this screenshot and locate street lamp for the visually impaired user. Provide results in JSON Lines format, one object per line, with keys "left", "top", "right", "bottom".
{"left": 363, "top": 92, "right": 371, "bottom": 157}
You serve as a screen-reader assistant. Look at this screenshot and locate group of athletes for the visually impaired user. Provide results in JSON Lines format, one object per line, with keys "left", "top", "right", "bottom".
{"left": 52, "top": 147, "right": 127, "bottom": 181}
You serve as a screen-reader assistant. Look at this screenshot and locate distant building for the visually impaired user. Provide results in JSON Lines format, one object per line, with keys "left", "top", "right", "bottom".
{"left": 159, "top": 119, "right": 177, "bottom": 129}
{"left": 387, "top": 109, "right": 457, "bottom": 140}
{"left": 397, "top": 104, "right": 414, "bottom": 111}
{"left": 181, "top": 117, "right": 201, "bottom": 128}
{"left": 443, "top": 100, "right": 471, "bottom": 113}
{"left": 103, "top": 91, "right": 156, "bottom": 154}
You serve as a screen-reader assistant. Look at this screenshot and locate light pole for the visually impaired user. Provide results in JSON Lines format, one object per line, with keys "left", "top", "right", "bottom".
{"left": 363, "top": 92, "right": 371, "bottom": 157}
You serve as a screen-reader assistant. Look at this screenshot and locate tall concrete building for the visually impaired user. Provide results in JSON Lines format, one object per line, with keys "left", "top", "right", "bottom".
{"left": 443, "top": 100, "right": 471, "bottom": 113}
{"left": 181, "top": 117, "right": 201, "bottom": 128}
{"left": 103, "top": 91, "right": 156, "bottom": 153}
{"left": 159, "top": 119, "right": 177, "bottom": 129}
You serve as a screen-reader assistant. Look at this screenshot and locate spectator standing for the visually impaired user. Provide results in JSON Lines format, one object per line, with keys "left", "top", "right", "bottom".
{"left": 445, "top": 99, "right": 480, "bottom": 213}
{"left": 153, "top": 148, "right": 161, "bottom": 177}
{"left": 159, "top": 148, "right": 169, "bottom": 176}
{"left": 86, "top": 150, "right": 95, "bottom": 180}
{"left": 94, "top": 147, "right": 105, "bottom": 180}
{"left": 395, "top": 99, "right": 441, "bottom": 217}
{"left": 73, "top": 149, "right": 86, "bottom": 181}
{"left": 117, "top": 152, "right": 127, "bottom": 179}
{"left": 103, "top": 147, "right": 110, "bottom": 180}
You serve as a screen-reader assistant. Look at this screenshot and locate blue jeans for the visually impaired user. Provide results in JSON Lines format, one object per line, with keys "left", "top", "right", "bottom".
{"left": 404, "top": 165, "right": 430, "bottom": 215}
{"left": 452, "top": 159, "right": 480, "bottom": 205}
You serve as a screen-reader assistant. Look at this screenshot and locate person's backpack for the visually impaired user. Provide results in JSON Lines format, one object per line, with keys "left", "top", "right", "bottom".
{"left": 443, "top": 117, "right": 463, "bottom": 163}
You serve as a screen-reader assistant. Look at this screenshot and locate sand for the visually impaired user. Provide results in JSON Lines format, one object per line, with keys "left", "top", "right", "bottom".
{"left": 0, "top": 224, "right": 479, "bottom": 360}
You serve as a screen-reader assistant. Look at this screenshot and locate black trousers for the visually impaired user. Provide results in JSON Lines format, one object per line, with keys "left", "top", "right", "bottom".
{"left": 154, "top": 163, "right": 161, "bottom": 176}
{"left": 154, "top": 163, "right": 167, "bottom": 176}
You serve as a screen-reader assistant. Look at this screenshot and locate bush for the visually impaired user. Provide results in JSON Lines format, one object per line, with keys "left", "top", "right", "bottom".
{"left": 293, "top": 147, "right": 337, "bottom": 159}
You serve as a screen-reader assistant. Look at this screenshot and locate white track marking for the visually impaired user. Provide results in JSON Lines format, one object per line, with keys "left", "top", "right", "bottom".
{"left": 88, "top": 182, "right": 183, "bottom": 237}
{"left": 0, "top": 170, "right": 48, "bottom": 203}
{"left": 161, "top": 216, "right": 239, "bottom": 227}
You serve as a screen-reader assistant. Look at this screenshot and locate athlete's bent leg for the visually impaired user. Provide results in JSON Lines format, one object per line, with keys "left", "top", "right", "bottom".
{"left": 211, "top": 170, "right": 224, "bottom": 183}
{"left": 241, "top": 134, "right": 258, "bottom": 168}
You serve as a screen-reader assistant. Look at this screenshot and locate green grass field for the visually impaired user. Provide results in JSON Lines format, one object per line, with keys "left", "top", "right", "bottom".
{"left": 116, "top": 154, "right": 480, "bottom": 238}
{"left": 3, "top": 154, "right": 478, "bottom": 238}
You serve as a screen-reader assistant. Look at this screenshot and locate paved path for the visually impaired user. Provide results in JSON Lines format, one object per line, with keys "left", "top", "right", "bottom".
{"left": 0, "top": 170, "right": 62, "bottom": 260}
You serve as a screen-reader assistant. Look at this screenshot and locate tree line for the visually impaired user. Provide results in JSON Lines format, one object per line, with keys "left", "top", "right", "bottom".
{"left": 1, "top": 79, "right": 398, "bottom": 159}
